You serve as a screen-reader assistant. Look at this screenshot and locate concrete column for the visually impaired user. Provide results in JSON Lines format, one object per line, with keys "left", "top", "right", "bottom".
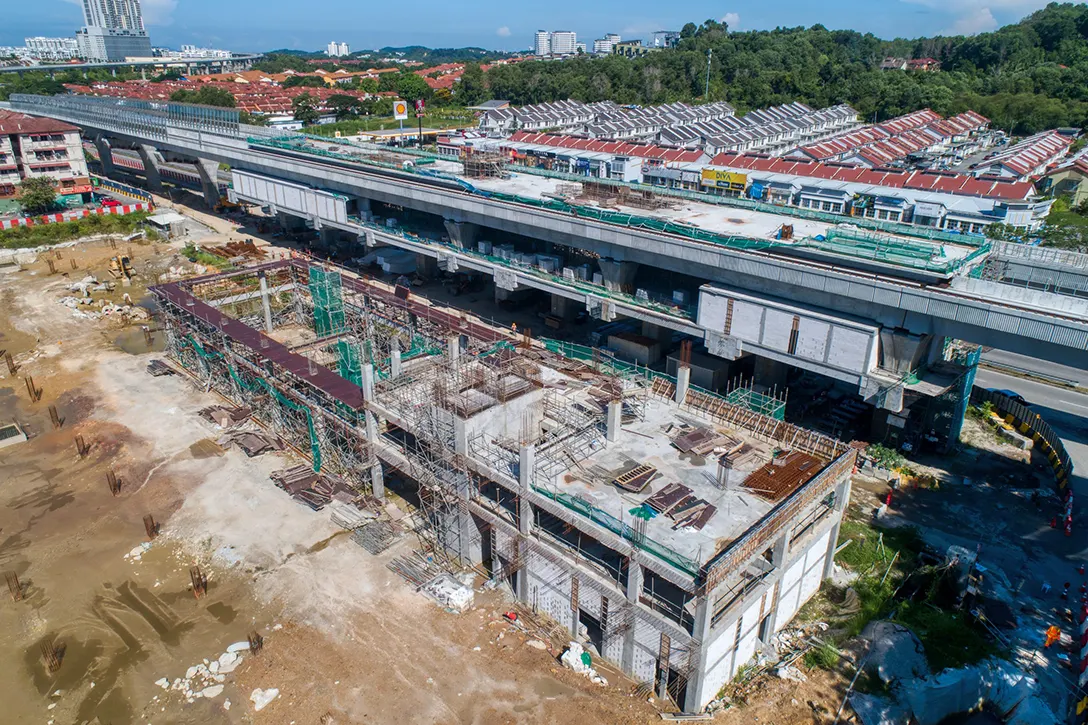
{"left": 453, "top": 417, "right": 468, "bottom": 455}
{"left": 195, "top": 157, "right": 221, "bottom": 208}
{"left": 550, "top": 293, "right": 575, "bottom": 320}
{"left": 606, "top": 400, "right": 623, "bottom": 442}
{"left": 822, "top": 477, "right": 852, "bottom": 580}
{"left": 675, "top": 365, "right": 691, "bottom": 405}
{"left": 447, "top": 334, "right": 461, "bottom": 362}
{"left": 369, "top": 458, "right": 385, "bottom": 499}
{"left": 516, "top": 443, "right": 535, "bottom": 601}
{"left": 622, "top": 559, "right": 643, "bottom": 670}
{"left": 519, "top": 443, "right": 535, "bottom": 490}
{"left": 771, "top": 530, "right": 790, "bottom": 567}
{"left": 641, "top": 321, "right": 672, "bottom": 346}
{"left": 754, "top": 356, "right": 788, "bottom": 390}
{"left": 597, "top": 258, "right": 638, "bottom": 292}
{"left": 416, "top": 254, "right": 439, "bottom": 277}
{"left": 319, "top": 227, "right": 339, "bottom": 249}
{"left": 93, "top": 134, "right": 115, "bottom": 177}
{"left": 136, "top": 144, "right": 164, "bottom": 194}
{"left": 443, "top": 219, "right": 478, "bottom": 249}
{"left": 389, "top": 339, "right": 402, "bottom": 379}
{"left": 259, "top": 274, "right": 274, "bottom": 333}
{"left": 360, "top": 363, "right": 376, "bottom": 402}
{"left": 683, "top": 597, "right": 715, "bottom": 712}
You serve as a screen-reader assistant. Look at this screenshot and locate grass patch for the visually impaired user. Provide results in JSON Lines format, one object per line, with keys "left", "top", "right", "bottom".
{"left": 306, "top": 108, "right": 476, "bottom": 137}
{"left": 835, "top": 519, "right": 920, "bottom": 574}
{"left": 803, "top": 642, "right": 841, "bottom": 670}
{"left": 181, "top": 244, "right": 231, "bottom": 269}
{"left": 0, "top": 211, "right": 151, "bottom": 249}
{"left": 892, "top": 601, "right": 1002, "bottom": 672}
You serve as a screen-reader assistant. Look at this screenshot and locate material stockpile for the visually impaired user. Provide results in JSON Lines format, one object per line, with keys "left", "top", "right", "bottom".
{"left": 199, "top": 404, "right": 253, "bottom": 428}
{"left": 642, "top": 481, "right": 717, "bottom": 531}
{"left": 270, "top": 465, "right": 356, "bottom": 511}
{"left": 351, "top": 519, "right": 403, "bottom": 554}
{"left": 146, "top": 359, "right": 175, "bottom": 377}
{"left": 216, "top": 429, "right": 284, "bottom": 457}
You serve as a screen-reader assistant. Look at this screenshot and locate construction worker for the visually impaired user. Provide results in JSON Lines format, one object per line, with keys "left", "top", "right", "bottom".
{"left": 1045, "top": 625, "right": 1061, "bottom": 648}
{"left": 511, "top": 322, "right": 517, "bottom": 335}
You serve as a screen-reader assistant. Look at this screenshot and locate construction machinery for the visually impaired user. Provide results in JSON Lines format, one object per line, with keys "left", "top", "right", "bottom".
{"left": 108, "top": 255, "right": 134, "bottom": 280}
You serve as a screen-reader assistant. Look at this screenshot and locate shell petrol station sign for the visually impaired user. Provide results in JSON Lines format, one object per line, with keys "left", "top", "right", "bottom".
{"left": 393, "top": 100, "right": 409, "bottom": 120}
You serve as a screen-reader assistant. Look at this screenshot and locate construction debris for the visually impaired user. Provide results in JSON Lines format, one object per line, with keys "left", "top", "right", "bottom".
{"left": 351, "top": 520, "right": 403, "bottom": 554}
{"left": 146, "top": 359, "right": 175, "bottom": 377}
{"left": 216, "top": 429, "right": 283, "bottom": 457}
{"left": 199, "top": 405, "right": 252, "bottom": 428}
{"left": 270, "top": 465, "right": 356, "bottom": 511}
{"left": 560, "top": 641, "right": 608, "bottom": 686}
{"left": 421, "top": 572, "right": 474, "bottom": 613}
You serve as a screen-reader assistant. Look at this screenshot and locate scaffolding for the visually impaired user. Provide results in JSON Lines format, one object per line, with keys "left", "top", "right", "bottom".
{"left": 461, "top": 148, "right": 507, "bottom": 179}
{"left": 580, "top": 180, "right": 669, "bottom": 210}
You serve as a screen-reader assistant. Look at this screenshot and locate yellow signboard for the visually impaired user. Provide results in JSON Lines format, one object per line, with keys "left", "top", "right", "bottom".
{"left": 700, "top": 168, "right": 748, "bottom": 190}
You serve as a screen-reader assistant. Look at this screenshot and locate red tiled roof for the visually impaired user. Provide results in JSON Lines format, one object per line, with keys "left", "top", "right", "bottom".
{"left": 506, "top": 131, "right": 705, "bottom": 163}
{"left": 0, "top": 110, "right": 78, "bottom": 136}
{"left": 706, "top": 152, "right": 1033, "bottom": 201}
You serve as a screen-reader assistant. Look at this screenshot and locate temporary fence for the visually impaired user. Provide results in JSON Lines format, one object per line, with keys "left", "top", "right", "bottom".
{"left": 91, "top": 174, "right": 154, "bottom": 204}
{"left": 969, "top": 386, "right": 1074, "bottom": 489}
{"left": 0, "top": 202, "right": 151, "bottom": 230}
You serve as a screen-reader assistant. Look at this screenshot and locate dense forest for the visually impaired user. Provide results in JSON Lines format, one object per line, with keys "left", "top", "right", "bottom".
{"left": 469, "top": 3, "right": 1088, "bottom": 134}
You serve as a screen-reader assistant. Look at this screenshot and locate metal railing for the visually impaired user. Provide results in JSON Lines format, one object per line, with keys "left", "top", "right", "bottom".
{"left": 969, "top": 387, "right": 1074, "bottom": 488}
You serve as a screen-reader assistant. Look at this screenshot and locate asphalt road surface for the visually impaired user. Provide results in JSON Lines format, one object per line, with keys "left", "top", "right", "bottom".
{"left": 975, "top": 367, "right": 1088, "bottom": 499}
{"left": 982, "top": 349, "right": 1086, "bottom": 388}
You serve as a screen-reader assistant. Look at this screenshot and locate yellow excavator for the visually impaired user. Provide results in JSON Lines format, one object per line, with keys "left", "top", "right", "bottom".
{"left": 108, "top": 254, "right": 134, "bottom": 280}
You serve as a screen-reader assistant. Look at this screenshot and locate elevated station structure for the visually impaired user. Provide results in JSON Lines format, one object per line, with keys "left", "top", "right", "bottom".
{"left": 8, "top": 93, "right": 1088, "bottom": 445}
{"left": 153, "top": 257, "right": 856, "bottom": 711}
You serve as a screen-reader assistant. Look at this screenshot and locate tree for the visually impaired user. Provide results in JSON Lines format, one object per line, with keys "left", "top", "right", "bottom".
{"left": 239, "top": 111, "right": 269, "bottom": 126}
{"left": 19, "top": 177, "right": 56, "bottom": 214}
{"left": 292, "top": 92, "right": 320, "bottom": 125}
{"left": 457, "top": 63, "right": 486, "bottom": 105}
{"left": 327, "top": 93, "right": 364, "bottom": 120}
{"left": 283, "top": 75, "right": 326, "bottom": 88}
{"left": 396, "top": 72, "right": 433, "bottom": 102}
{"left": 153, "top": 69, "right": 183, "bottom": 82}
{"left": 169, "top": 86, "right": 236, "bottom": 108}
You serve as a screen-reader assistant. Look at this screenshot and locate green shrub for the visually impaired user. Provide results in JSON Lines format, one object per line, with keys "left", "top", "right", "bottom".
{"left": 803, "top": 642, "right": 841, "bottom": 670}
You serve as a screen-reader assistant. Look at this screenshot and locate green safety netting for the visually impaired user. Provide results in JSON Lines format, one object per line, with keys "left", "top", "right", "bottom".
{"left": 309, "top": 265, "right": 346, "bottom": 337}
{"left": 182, "top": 334, "right": 323, "bottom": 472}
{"left": 336, "top": 339, "right": 363, "bottom": 387}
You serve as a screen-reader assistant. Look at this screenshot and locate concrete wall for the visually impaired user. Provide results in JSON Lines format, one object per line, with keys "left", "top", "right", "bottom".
{"left": 231, "top": 168, "right": 349, "bottom": 225}
{"left": 950, "top": 276, "right": 1088, "bottom": 316}
{"left": 698, "top": 284, "right": 880, "bottom": 382}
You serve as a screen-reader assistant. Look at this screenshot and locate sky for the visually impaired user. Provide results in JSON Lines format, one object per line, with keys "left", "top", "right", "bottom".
{"left": 2, "top": 0, "right": 1059, "bottom": 52}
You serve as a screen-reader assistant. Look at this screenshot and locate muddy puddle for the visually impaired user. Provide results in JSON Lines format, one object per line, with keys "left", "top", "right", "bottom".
{"left": 113, "top": 326, "right": 166, "bottom": 354}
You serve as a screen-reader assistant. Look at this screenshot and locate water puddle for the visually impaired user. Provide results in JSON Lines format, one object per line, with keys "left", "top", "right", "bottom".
{"left": 113, "top": 326, "right": 165, "bottom": 354}
{"left": 206, "top": 601, "right": 237, "bottom": 625}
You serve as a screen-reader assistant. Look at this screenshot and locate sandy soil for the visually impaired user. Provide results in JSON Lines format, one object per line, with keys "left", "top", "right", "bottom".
{"left": 0, "top": 232, "right": 675, "bottom": 725}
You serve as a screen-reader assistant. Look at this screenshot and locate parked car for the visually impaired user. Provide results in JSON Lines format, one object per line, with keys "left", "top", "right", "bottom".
{"left": 987, "top": 388, "right": 1029, "bottom": 406}
{"left": 100, "top": 199, "right": 121, "bottom": 208}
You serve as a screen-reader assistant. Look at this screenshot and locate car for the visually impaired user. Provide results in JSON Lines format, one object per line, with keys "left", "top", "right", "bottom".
{"left": 988, "top": 388, "right": 1028, "bottom": 406}
{"left": 100, "top": 199, "right": 121, "bottom": 208}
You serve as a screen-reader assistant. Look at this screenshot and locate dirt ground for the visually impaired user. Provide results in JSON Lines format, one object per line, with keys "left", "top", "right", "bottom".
{"left": 0, "top": 232, "right": 684, "bottom": 725}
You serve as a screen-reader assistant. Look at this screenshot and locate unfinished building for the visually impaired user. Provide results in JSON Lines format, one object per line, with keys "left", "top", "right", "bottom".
{"left": 152, "top": 258, "right": 856, "bottom": 712}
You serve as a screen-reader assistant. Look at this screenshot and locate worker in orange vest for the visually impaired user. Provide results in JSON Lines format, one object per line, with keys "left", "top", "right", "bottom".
{"left": 1044, "top": 625, "right": 1061, "bottom": 648}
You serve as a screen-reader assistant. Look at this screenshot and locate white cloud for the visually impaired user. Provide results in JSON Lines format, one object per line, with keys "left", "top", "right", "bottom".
{"left": 721, "top": 12, "right": 740, "bottom": 29}
{"left": 948, "top": 7, "right": 998, "bottom": 34}
{"left": 900, "top": 0, "right": 1050, "bottom": 36}
{"left": 496, "top": 26, "right": 511, "bottom": 38}
{"left": 141, "top": 0, "right": 179, "bottom": 26}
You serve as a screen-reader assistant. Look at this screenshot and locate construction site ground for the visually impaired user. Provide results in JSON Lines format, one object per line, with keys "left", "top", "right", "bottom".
{"left": 5, "top": 196, "right": 1085, "bottom": 724}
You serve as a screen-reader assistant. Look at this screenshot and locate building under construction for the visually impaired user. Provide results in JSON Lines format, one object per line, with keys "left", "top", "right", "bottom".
{"left": 152, "top": 257, "right": 856, "bottom": 712}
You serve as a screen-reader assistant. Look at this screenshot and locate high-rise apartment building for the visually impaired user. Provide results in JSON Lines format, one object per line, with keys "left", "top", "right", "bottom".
{"left": 81, "top": 0, "right": 144, "bottom": 31}
{"left": 326, "top": 41, "right": 349, "bottom": 57}
{"left": 534, "top": 30, "right": 551, "bottom": 56}
{"left": 593, "top": 33, "right": 621, "bottom": 54}
{"left": 652, "top": 30, "right": 680, "bottom": 48}
{"left": 24, "top": 37, "right": 80, "bottom": 61}
{"left": 76, "top": 0, "right": 152, "bottom": 62}
{"left": 550, "top": 31, "right": 577, "bottom": 55}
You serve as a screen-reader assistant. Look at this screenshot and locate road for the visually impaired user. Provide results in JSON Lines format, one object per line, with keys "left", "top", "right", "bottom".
{"left": 982, "top": 349, "right": 1086, "bottom": 388}
{"left": 975, "top": 367, "right": 1088, "bottom": 500}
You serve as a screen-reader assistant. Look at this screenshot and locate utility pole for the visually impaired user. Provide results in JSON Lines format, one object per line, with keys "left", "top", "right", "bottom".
{"left": 705, "top": 49, "right": 713, "bottom": 99}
